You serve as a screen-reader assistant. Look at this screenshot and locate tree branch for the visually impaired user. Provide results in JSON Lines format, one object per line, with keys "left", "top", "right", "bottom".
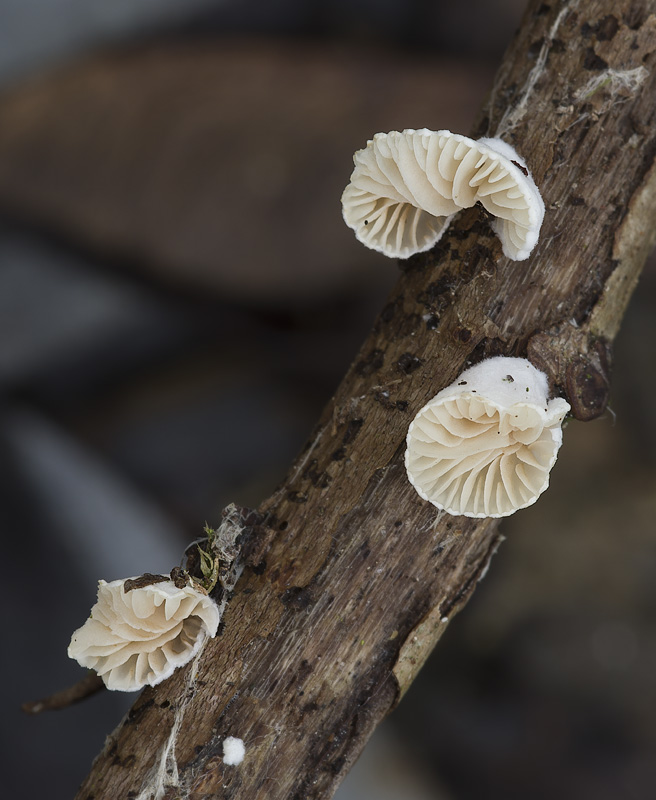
{"left": 75, "top": 1, "right": 656, "bottom": 797}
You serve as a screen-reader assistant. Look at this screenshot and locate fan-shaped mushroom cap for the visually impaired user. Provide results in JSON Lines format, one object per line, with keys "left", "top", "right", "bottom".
{"left": 68, "top": 578, "right": 220, "bottom": 691}
{"left": 341, "top": 129, "right": 544, "bottom": 260}
{"left": 405, "top": 357, "right": 569, "bottom": 518}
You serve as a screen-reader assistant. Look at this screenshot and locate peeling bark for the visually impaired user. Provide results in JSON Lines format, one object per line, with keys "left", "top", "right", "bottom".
{"left": 75, "top": 1, "right": 656, "bottom": 798}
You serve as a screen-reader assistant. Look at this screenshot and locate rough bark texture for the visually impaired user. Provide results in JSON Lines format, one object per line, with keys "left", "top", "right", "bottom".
{"left": 76, "top": 1, "right": 656, "bottom": 798}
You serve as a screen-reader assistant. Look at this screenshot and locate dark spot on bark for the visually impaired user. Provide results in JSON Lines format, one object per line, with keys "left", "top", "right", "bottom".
{"left": 375, "top": 298, "right": 417, "bottom": 338}
{"left": 195, "top": 745, "right": 205, "bottom": 755}
{"left": 597, "top": 14, "right": 620, "bottom": 40}
{"left": 343, "top": 419, "right": 363, "bottom": 445}
{"left": 418, "top": 273, "right": 457, "bottom": 310}
{"left": 394, "top": 520, "right": 403, "bottom": 528}
{"left": 537, "top": 3, "right": 551, "bottom": 15}
{"left": 298, "top": 659, "right": 313, "bottom": 682}
{"left": 425, "top": 314, "right": 440, "bottom": 330}
{"left": 287, "top": 490, "right": 308, "bottom": 504}
{"left": 397, "top": 352, "right": 423, "bottom": 374}
{"left": 360, "top": 541, "right": 371, "bottom": 560}
{"left": 304, "top": 460, "right": 331, "bottom": 489}
{"left": 457, "top": 328, "right": 472, "bottom": 343}
{"left": 583, "top": 48, "right": 608, "bottom": 70}
{"left": 570, "top": 195, "right": 586, "bottom": 206}
{"left": 251, "top": 559, "right": 267, "bottom": 575}
{"left": 160, "top": 700, "right": 170, "bottom": 709}
{"left": 395, "top": 400, "right": 409, "bottom": 411}
{"left": 551, "top": 38, "right": 566, "bottom": 53}
{"left": 170, "top": 566, "right": 188, "bottom": 589}
{"left": 355, "top": 348, "right": 385, "bottom": 377}
{"left": 329, "top": 756, "right": 347, "bottom": 775}
{"left": 398, "top": 247, "right": 433, "bottom": 274}
{"left": 566, "top": 358, "right": 611, "bottom": 420}
{"left": 331, "top": 447, "right": 346, "bottom": 461}
{"left": 473, "top": 242, "right": 496, "bottom": 264}
{"left": 380, "top": 300, "right": 399, "bottom": 324}
{"left": 396, "top": 312, "right": 421, "bottom": 339}
{"left": 279, "top": 520, "right": 288, "bottom": 530}
{"left": 123, "top": 573, "right": 168, "bottom": 592}
{"left": 528, "top": 37, "right": 545, "bottom": 57}
{"left": 470, "top": 337, "right": 506, "bottom": 363}
{"left": 511, "top": 159, "right": 529, "bottom": 176}
{"left": 372, "top": 390, "right": 392, "bottom": 412}
{"left": 624, "top": 7, "right": 647, "bottom": 30}
{"left": 581, "top": 21, "right": 593, "bottom": 37}
{"left": 127, "top": 698, "right": 154, "bottom": 724}
{"left": 433, "top": 545, "right": 445, "bottom": 556}
{"left": 282, "top": 586, "right": 315, "bottom": 612}
{"left": 302, "top": 701, "right": 320, "bottom": 715}
{"left": 112, "top": 753, "right": 136, "bottom": 769}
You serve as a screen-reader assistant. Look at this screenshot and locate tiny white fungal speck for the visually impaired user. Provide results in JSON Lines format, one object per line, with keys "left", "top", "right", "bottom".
{"left": 223, "top": 736, "right": 246, "bottom": 766}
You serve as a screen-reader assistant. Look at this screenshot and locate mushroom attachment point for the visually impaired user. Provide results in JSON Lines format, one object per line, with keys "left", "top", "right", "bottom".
{"left": 68, "top": 578, "right": 220, "bottom": 692}
{"left": 341, "top": 129, "right": 544, "bottom": 260}
{"left": 405, "top": 357, "right": 569, "bottom": 518}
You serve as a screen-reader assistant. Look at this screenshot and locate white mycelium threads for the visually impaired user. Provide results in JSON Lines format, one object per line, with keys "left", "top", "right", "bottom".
{"left": 341, "top": 129, "right": 544, "bottom": 260}
{"left": 405, "top": 357, "right": 569, "bottom": 518}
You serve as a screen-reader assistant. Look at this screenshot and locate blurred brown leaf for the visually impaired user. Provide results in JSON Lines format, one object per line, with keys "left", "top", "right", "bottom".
{"left": 0, "top": 40, "right": 491, "bottom": 304}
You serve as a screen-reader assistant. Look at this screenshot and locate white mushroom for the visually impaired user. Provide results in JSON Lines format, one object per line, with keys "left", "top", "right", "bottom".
{"left": 68, "top": 578, "right": 220, "bottom": 691}
{"left": 341, "top": 129, "right": 544, "bottom": 260}
{"left": 405, "top": 357, "right": 569, "bottom": 518}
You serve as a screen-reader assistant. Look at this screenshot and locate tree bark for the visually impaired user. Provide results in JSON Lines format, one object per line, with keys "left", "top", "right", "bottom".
{"left": 76, "top": 1, "right": 656, "bottom": 798}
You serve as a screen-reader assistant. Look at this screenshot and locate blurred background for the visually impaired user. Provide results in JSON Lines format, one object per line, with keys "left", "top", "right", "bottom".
{"left": 1, "top": 1, "right": 655, "bottom": 798}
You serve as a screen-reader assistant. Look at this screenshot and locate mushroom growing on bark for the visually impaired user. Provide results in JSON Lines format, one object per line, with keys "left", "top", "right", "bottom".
{"left": 405, "top": 357, "right": 569, "bottom": 518}
{"left": 341, "top": 129, "right": 544, "bottom": 260}
{"left": 68, "top": 577, "right": 220, "bottom": 691}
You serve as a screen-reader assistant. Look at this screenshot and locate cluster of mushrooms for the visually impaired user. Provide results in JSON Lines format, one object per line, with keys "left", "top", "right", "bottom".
{"left": 341, "top": 128, "right": 569, "bottom": 518}
{"left": 68, "top": 127, "right": 568, "bottom": 695}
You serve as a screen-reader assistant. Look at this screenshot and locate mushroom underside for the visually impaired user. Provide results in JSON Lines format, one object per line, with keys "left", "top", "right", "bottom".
{"left": 406, "top": 397, "right": 560, "bottom": 517}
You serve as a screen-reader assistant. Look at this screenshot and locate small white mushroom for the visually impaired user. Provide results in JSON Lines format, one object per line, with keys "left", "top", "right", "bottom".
{"left": 68, "top": 578, "right": 220, "bottom": 691}
{"left": 341, "top": 129, "right": 544, "bottom": 260}
{"left": 405, "top": 357, "right": 569, "bottom": 518}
